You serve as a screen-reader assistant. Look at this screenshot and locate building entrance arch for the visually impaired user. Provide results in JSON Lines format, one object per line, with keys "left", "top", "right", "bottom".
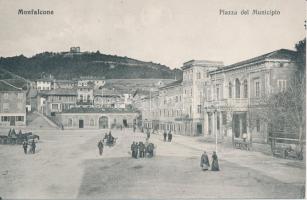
{"left": 99, "top": 116, "right": 109, "bottom": 129}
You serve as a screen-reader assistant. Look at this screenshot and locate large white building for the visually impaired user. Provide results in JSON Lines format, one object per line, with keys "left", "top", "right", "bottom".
{"left": 137, "top": 49, "right": 300, "bottom": 145}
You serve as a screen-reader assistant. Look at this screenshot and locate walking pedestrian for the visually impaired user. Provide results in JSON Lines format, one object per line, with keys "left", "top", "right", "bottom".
{"left": 200, "top": 151, "right": 210, "bottom": 171}
{"left": 98, "top": 140, "right": 104, "bottom": 155}
{"left": 146, "top": 129, "right": 151, "bottom": 140}
{"left": 31, "top": 139, "right": 36, "bottom": 154}
{"left": 163, "top": 130, "right": 167, "bottom": 142}
{"left": 22, "top": 140, "right": 28, "bottom": 154}
{"left": 211, "top": 151, "right": 220, "bottom": 171}
{"left": 167, "top": 130, "right": 172, "bottom": 142}
{"left": 133, "top": 142, "right": 139, "bottom": 158}
{"left": 131, "top": 142, "right": 136, "bottom": 158}
{"left": 139, "top": 142, "right": 145, "bottom": 158}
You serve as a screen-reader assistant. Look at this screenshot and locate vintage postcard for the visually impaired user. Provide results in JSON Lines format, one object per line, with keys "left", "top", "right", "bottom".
{"left": 0, "top": 0, "right": 305, "bottom": 199}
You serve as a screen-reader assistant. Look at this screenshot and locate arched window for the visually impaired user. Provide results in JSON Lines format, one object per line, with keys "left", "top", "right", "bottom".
{"left": 235, "top": 79, "right": 240, "bottom": 98}
{"left": 90, "top": 118, "right": 95, "bottom": 126}
{"left": 228, "top": 82, "right": 232, "bottom": 98}
{"left": 243, "top": 80, "right": 248, "bottom": 98}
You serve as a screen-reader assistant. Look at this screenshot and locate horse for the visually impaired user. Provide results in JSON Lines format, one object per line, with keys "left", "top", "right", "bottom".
{"left": 27, "top": 134, "right": 40, "bottom": 141}
{"left": 0, "top": 135, "right": 8, "bottom": 144}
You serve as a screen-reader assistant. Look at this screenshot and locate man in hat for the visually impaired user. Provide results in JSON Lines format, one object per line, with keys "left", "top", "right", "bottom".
{"left": 22, "top": 140, "right": 28, "bottom": 154}
{"left": 31, "top": 139, "right": 36, "bottom": 154}
{"left": 163, "top": 130, "right": 167, "bottom": 142}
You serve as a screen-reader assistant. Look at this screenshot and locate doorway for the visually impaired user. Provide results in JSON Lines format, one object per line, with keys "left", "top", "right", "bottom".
{"left": 79, "top": 119, "right": 84, "bottom": 128}
{"left": 197, "top": 123, "right": 202, "bottom": 135}
{"left": 99, "top": 116, "right": 108, "bottom": 129}
{"left": 10, "top": 116, "right": 15, "bottom": 126}
{"left": 123, "top": 119, "right": 128, "bottom": 127}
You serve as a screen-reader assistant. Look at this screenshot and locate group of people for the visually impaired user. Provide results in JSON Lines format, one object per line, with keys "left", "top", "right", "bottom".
{"left": 200, "top": 151, "right": 220, "bottom": 171}
{"left": 163, "top": 130, "right": 172, "bottom": 142}
{"left": 131, "top": 141, "right": 155, "bottom": 158}
{"left": 103, "top": 131, "right": 115, "bottom": 145}
{"left": 22, "top": 139, "right": 37, "bottom": 154}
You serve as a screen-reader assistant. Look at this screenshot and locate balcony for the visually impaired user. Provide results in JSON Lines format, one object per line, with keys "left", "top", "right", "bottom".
{"left": 76, "top": 100, "right": 94, "bottom": 105}
{"left": 204, "top": 98, "right": 249, "bottom": 111}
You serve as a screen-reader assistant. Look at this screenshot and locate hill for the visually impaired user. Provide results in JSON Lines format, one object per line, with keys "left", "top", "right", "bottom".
{"left": 0, "top": 51, "right": 183, "bottom": 80}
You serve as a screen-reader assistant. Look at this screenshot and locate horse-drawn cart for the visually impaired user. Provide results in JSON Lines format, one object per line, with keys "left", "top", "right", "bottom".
{"left": 269, "top": 132, "right": 304, "bottom": 160}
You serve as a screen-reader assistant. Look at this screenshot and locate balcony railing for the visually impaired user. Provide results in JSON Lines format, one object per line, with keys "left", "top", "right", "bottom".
{"left": 204, "top": 98, "right": 249, "bottom": 109}
{"left": 76, "top": 100, "right": 93, "bottom": 105}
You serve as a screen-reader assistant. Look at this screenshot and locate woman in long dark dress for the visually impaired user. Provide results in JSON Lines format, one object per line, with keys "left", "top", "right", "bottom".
{"left": 211, "top": 151, "right": 220, "bottom": 171}
{"left": 200, "top": 151, "right": 210, "bottom": 170}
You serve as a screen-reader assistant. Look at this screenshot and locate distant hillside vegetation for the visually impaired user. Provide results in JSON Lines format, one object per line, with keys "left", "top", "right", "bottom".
{"left": 0, "top": 51, "right": 183, "bottom": 80}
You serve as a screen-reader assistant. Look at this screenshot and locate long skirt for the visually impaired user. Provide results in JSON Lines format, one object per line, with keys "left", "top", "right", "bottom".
{"left": 211, "top": 160, "right": 220, "bottom": 171}
{"left": 201, "top": 164, "right": 209, "bottom": 170}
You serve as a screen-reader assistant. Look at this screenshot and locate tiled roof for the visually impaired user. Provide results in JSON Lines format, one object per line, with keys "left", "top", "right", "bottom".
{"left": 0, "top": 80, "right": 23, "bottom": 91}
{"left": 94, "top": 88, "right": 121, "bottom": 97}
{"left": 213, "top": 49, "right": 297, "bottom": 73}
{"left": 62, "top": 107, "right": 138, "bottom": 113}
{"left": 41, "top": 88, "right": 77, "bottom": 96}
{"left": 159, "top": 79, "right": 182, "bottom": 89}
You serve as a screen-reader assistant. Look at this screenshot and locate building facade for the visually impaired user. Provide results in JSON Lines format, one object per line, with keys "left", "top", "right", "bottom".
{"left": 0, "top": 81, "right": 26, "bottom": 126}
{"left": 137, "top": 49, "right": 299, "bottom": 144}
{"left": 56, "top": 107, "right": 138, "bottom": 129}
{"left": 203, "top": 49, "right": 298, "bottom": 144}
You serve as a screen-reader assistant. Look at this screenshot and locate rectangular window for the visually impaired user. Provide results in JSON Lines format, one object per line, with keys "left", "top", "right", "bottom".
{"left": 17, "top": 103, "right": 23, "bottom": 110}
{"left": 52, "top": 104, "right": 58, "bottom": 110}
{"left": 3, "top": 103, "right": 9, "bottom": 111}
{"left": 222, "top": 112, "right": 227, "bottom": 125}
{"left": 277, "top": 80, "right": 287, "bottom": 92}
{"left": 17, "top": 93, "right": 23, "bottom": 99}
{"left": 16, "top": 116, "right": 24, "bottom": 121}
{"left": 197, "top": 105, "right": 202, "bottom": 113}
{"left": 216, "top": 86, "right": 220, "bottom": 100}
{"left": 197, "top": 72, "right": 201, "bottom": 79}
{"left": 217, "top": 113, "right": 220, "bottom": 130}
{"left": 255, "top": 81, "right": 260, "bottom": 97}
{"left": 1, "top": 116, "right": 9, "bottom": 121}
{"left": 4, "top": 93, "right": 8, "bottom": 99}
{"left": 68, "top": 118, "right": 73, "bottom": 127}
{"left": 256, "top": 119, "right": 260, "bottom": 132}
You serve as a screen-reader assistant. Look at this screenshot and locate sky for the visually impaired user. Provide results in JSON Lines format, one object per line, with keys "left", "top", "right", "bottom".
{"left": 0, "top": 0, "right": 305, "bottom": 69}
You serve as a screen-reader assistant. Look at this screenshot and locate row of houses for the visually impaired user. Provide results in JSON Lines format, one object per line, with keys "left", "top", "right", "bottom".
{"left": 136, "top": 49, "right": 299, "bottom": 144}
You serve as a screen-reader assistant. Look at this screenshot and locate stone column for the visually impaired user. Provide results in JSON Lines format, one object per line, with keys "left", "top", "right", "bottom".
{"left": 206, "top": 112, "right": 209, "bottom": 136}
{"left": 239, "top": 114, "right": 243, "bottom": 138}
{"left": 212, "top": 111, "right": 216, "bottom": 137}
{"left": 219, "top": 111, "right": 223, "bottom": 138}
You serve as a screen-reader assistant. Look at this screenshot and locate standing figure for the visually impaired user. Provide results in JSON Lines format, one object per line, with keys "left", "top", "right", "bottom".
{"left": 98, "top": 140, "right": 104, "bottom": 155}
{"left": 22, "top": 140, "right": 28, "bottom": 154}
{"left": 200, "top": 151, "right": 210, "bottom": 170}
{"left": 134, "top": 142, "right": 139, "bottom": 158}
{"left": 103, "top": 133, "right": 108, "bottom": 142}
{"left": 133, "top": 125, "right": 136, "bottom": 133}
{"left": 163, "top": 131, "right": 167, "bottom": 142}
{"left": 139, "top": 142, "right": 145, "bottom": 158}
{"left": 131, "top": 142, "right": 136, "bottom": 158}
{"left": 146, "top": 129, "right": 151, "bottom": 140}
{"left": 211, "top": 151, "right": 220, "bottom": 171}
{"left": 168, "top": 131, "right": 172, "bottom": 142}
{"left": 31, "top": 140, "right": 36, "bottom": 154}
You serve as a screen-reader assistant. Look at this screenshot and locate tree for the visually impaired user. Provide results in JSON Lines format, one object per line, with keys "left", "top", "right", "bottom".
{"left": 250, "top": 39, "right": 306, "bottom": 156}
